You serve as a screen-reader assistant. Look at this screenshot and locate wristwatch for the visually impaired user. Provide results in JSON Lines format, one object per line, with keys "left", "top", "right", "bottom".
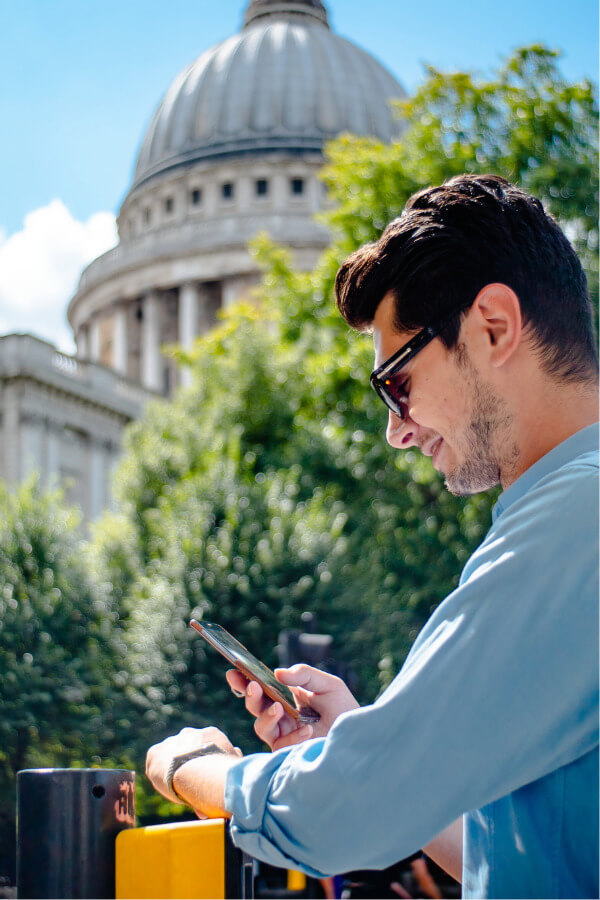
{"left": 165, "top": 742, "right": 228, "bottom": 803}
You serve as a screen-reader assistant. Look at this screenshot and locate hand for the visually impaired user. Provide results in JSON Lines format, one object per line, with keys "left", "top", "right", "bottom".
{"left": 145, "top": 726, "right": 242, "bottom": 805}
{"left": 226, "top": 665, "right": 359, "bottom": 751}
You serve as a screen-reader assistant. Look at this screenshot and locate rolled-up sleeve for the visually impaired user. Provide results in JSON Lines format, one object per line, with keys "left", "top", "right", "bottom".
{"left": 225, "top": 453, "right": 599, "bottom": 876}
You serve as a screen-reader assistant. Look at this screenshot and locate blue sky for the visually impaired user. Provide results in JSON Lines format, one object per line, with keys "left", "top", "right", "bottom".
{"left": 0, "top": 0, "right": 597, "bottom": 347}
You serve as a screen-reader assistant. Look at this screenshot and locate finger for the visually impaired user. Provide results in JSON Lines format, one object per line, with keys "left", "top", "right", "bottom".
{"left": 226, "top": 670, "right": 250, "bottom": 697}
{"left": 287, "top": 685, "right": 315, "bottom": 709}
{"left": 245, "top": 681, "right": 272, "bottom": 717}
{"left": 271, "top": 724, "right": 314, "bottom": 751}
{"left": 276, "top": 715, "right": 299, "bottom": 738}
{"left": 275, "top": 665, "right": 339, "bottom": 693}
{"left": 254, "top": 701, "right": 285, "bottom": 747}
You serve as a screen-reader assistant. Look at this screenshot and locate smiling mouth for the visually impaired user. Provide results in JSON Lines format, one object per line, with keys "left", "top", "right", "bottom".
{"left": 432, "top": 438, "right": 443, "bottom": 469}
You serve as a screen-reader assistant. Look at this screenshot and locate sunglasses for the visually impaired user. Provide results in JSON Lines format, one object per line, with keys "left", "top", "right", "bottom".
{"left": 370, "top": 311, "right": 461, "bottom": 419}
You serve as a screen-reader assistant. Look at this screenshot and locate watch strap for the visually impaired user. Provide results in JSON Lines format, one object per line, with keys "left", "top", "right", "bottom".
{"left": 165, "top": 743, "right": 228, "bottom": 803}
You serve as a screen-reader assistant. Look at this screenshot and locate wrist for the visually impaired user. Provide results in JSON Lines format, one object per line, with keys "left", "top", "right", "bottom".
{"left": 166, "top": 743, "right": 228, "bottom": 804}
{"left": 172, "top": 751, "right": 238, "bottom": 818}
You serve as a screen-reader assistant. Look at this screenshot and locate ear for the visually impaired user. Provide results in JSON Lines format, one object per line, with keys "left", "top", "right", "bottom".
{"left": 471, "top": 283, "right": 522, "bottom": 368}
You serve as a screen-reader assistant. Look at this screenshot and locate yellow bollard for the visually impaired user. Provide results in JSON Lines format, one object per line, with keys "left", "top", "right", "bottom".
{"left": 116, "top": 818, "right": 241, "bottom": 899}
{"left": 287, "top": 868, "right": 307, "bottom": 891}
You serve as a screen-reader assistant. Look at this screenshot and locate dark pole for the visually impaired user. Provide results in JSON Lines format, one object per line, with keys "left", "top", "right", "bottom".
{"left": 225, "top": 826, "right": 255, "bottom": 899}
{"left": 17, "top": 768, "right": 135, "bottom": 899}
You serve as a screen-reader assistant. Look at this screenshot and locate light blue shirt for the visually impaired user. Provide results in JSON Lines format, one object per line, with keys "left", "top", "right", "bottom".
{"left": 225, "top": 424, "right": 599, "bottom": 899}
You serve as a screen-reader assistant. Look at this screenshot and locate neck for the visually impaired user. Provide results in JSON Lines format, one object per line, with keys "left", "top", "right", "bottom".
{"left": 500, "top": 376, "right": 599, "bottom": 489}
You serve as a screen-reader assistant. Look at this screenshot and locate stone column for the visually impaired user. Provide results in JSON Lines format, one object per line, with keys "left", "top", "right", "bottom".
{"left": 310, "top": 174, "right": 323, "bottom": 212}
{"left": 43, "top": 419, "right": 61, "bottom": 488}
{"left": 178, "top": 283, "right": 199, "bottom": 349}
{"left": 105, "top": 440, "right": 120, "bottom": 511}
{"left": 178, "top": 282, "right": 199, "bottom": 388}
{"left": 273, "top": 172, "right": 287, "bottom": 211}
{"left": 113, "top": 305, "right": 128, "bottom": 375}
{"left": 141, "top": 291, "right": 162, "bottom": 392}
{"left": 205, "top": 180, "right": 218, "bottom": 218}
{"left": 89, "top": 318, "right": 101, "bottom": 362}
{"left": 222, "top": 279, "right": 239, "bottom": 311}
{"left": 89, "top": 439, "right": 105, "bottom": 521}
{"left": 22, "top": 416, "right": 42, "bottom": 479}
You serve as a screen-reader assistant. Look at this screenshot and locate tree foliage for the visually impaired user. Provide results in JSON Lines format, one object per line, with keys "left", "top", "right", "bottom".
{"left": 0, "top": 479, "right": 126, "bottom": 878}
{"left": 322, "top": 45, "right": 598, "bottom": 309}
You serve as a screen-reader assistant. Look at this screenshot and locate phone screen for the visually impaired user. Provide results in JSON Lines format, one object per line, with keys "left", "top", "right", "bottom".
{"left": 198, "top": 621, "right": 296, "bottom": 705}
{"left": 189, "top": 619, "right": 320, "bottom": 723}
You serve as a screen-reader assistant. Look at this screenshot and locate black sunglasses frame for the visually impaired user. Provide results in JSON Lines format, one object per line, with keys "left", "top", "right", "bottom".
{"left": 370, "top": 310, "right": 464, "bottom": 419}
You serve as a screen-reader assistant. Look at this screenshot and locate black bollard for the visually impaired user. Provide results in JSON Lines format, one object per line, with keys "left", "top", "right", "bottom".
{"left": 17, "top": 768, "right": 135, "bottom": 900}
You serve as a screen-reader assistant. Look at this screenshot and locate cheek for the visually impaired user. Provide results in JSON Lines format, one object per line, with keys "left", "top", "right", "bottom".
{"left": 413, "top": 375, "right": 450, "bottom": 424}
{"left": 437, "top": 370, "right": 467, "bottom": 417}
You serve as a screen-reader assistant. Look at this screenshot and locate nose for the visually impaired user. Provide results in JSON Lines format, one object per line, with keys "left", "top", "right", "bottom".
{"left": 386, "top": 409, "right": 420, "bottom": 449}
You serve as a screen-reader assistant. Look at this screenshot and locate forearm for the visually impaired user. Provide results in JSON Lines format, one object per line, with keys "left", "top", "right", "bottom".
{"left": 423, "top": 816, "right": 463, "bottom": 884}
{"left": 172, "top": 754, "right": 239, "bottom": 818}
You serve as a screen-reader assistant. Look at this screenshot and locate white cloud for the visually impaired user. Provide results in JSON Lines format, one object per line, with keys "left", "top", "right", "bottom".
{"left": 0, "top": 200, "right": 117, "bottom": 353}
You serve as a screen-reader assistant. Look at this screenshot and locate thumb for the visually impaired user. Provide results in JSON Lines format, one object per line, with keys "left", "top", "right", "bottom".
{"left": 275, "top": 664, "right": 334, "bottom": 693}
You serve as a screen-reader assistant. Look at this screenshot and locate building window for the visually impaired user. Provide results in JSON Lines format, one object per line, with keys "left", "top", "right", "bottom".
{"left": 190, "top": 188, "right": 202, "bottom": 206}
{"left": 164, "top": 197, "right": 174, "bottom": 214}
{"left": 143, "top": 207, "right": 152, "bottom": 224}
{"left": 291, "top": 178, "right": 305, "bottom": 195}
{"left": 222, "top": 182, "right": 234, "bottom": 200}
{"left": 255, "top": 178, "right": 269, "bottom": 196}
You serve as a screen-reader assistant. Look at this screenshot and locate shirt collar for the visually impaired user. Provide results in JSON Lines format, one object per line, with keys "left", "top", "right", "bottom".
{"left": 492, "top": 422, "right": 599, "bottom": 522}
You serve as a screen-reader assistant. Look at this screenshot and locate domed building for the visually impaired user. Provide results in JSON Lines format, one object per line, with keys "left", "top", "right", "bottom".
{"left": 68, "top": 0, "right": 406, "bottom": 394}
{"left": 0, "top": 0, "right": 406, "bottom": 521}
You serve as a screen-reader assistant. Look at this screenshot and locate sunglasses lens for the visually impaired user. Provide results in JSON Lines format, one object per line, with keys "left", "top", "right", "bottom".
{"left": 373, "top": 376, "right": 408, "bottom": 419}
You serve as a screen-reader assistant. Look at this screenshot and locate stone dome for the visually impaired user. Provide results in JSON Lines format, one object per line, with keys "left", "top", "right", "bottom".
{"left": 69, "top": 0, "right": 409, "bottom": 400}
{"left": 132, "top": 0, "right": 406, "bottom": 191}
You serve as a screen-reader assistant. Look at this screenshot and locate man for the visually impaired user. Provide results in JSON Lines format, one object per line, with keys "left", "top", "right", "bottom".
{"left": 146, "top": 175, "right": 599, "bottom": 898}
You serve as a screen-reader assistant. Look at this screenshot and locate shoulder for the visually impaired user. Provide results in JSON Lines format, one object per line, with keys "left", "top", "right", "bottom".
{"left": 461, "top": 447, "right": 598, "bottom": 590}
{"left": 498, "top": 439, "right": 598, "bottom": 526}
{"left": 507, "top": 448, "right": 598, "bottom": 525}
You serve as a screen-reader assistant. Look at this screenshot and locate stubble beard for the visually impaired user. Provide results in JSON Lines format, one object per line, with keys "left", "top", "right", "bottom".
{"left": 444, "top": 366, "right": 517, "bottom": 497}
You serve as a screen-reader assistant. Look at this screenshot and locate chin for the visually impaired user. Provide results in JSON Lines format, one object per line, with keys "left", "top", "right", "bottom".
{"left": 444, "top": 475, "right": 475, "bottom": 498}
{"left": 444, "top": 461, "right": 500, "bottom": 497}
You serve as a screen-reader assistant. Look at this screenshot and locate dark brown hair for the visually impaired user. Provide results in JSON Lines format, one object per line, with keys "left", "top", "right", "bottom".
{"left": 335, "top": 174, "right": 598, "bottom": 381}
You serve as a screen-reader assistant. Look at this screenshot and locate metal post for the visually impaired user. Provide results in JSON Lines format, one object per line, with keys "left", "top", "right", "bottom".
{"left": 17, "top": 768, "right": 135, "bottom": 899}
{"left": 225, "top": 824, "right": 255, "bottom": 898}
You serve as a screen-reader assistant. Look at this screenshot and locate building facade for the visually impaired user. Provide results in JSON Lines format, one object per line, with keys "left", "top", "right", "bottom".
{"left": 0, "top": 334, "right": 153, "bottom": 521}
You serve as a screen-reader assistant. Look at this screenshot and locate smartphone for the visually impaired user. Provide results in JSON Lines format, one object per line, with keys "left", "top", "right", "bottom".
{"left": 189, "top": 619, "right": 320, "bottom": 724}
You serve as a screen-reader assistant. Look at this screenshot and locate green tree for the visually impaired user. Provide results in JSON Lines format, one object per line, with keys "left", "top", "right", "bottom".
{"left": 0, "top": 478, "right": 127, "bottom": 879}
{"left": 322, "top": 45, "right": 598, "bottom": 310}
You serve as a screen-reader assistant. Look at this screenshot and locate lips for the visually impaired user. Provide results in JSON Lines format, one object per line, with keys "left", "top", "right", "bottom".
{"left": 432, "top": 438, "right": 443, "bottom": 469}
{"left": 422, "top": 437, "right": 442, "bottom": 457}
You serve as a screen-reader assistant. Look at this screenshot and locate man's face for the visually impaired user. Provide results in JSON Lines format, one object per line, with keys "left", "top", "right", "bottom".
{"left": 372, "top": 292, "right": 510, "bottom": 496}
